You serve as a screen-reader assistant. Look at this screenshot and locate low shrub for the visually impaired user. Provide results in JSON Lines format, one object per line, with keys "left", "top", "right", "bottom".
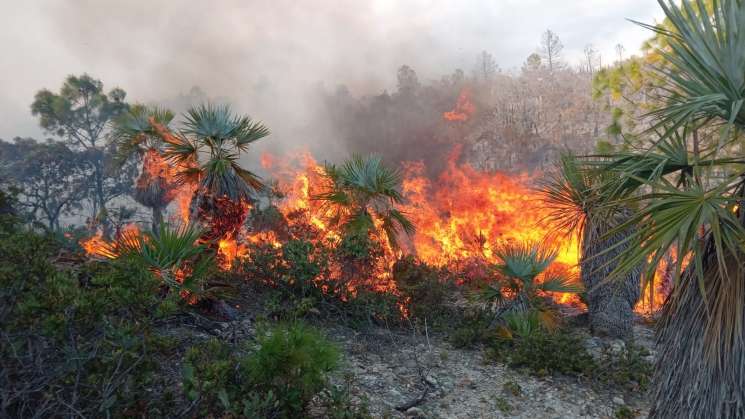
{"left": 488, "top": 327, "right": 596, "bottom": 377}
{"left": 393, "top": 255, "right": 456, "bottom": 321}
{"left": 596, "top": 343, "right": 653, "bottom": 391}
{"left": 0, "top": 223, "right": 182, "bottom": 417}
{"left": 183, "top": 322, "right": 342, "bottom": 418}
{"left": 449, "top": 309, "right": 494, "bottom": 349}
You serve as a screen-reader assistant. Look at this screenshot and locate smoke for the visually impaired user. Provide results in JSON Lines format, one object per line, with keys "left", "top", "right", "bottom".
{"left": 0, "top": 0, "right": 662, "bottom": 163}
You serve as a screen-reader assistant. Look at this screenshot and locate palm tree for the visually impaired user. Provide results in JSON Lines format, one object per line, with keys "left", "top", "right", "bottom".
{"left": 313, "top": 154, "right": 415, "bottom": 250}
{"left": 149, "top": 103, "right": 270, "bottom": 242}
{"left": 113, "top": 105, "right": 178, "bottom": 232}
{"left": 484, "top": 242, "right": 583, "bottom": 323}
{"left": 596, "top": 1, "right": 745, "bottom": 417}
{"left": 540, "top": 153, "right": 641, "bottom": 338}
{"left": 115, "top": 223, "right": 215, "bottom": 303}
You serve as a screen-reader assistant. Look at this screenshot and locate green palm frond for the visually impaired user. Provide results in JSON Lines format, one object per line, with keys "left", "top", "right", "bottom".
{"left": 183, "top": 103, "right": 268, "bottom": 145}
{"left": 538, "top": 272, "right": 585, "bottom": 294}
{"left": 632, "top": 0, "right": 745, "bottom": 135}
{"left": 200, "top": 153, "right": 255, "bottom": 202}
{"left": 120, "top": 223, "right": 213, "bottom": 294}
{"left": 493, "top": 242, "right": 558, "bottom": 283}
{"left": 313, "top": 154, "right": 413, "bottom": 248}
{"left": 162, "top": 133, "right": 199, "bottom": 167}
{"left": 540, "top": 153, "right": 596, "bottom": 239}
{"left": 111, "top": 105, "right": 174, "bottom": 165}
{"left": 234, "top": 120, "right": 271, "bottom": 152}
{"left": 602, "top": 178, "right": 745, "bottom": 284}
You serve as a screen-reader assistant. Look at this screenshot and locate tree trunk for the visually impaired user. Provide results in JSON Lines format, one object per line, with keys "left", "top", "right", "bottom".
{"left": 649, "top": 239, "right": 745, "bottom": 418}
{"left": 581, "top": 212, "right": 641, "bottom": 338}
{"left": 151, "top": 206, "right": 163, "bottom": 234}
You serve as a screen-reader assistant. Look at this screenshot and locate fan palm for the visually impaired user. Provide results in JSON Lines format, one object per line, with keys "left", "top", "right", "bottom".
{"left": 117, "top": 223, "right": 215, "bottom": 302}
{"left": 540, "top": 153, "right": 641, "bottom": 338}
{"left": 596, "top": 1, "right": 745, "bottom": 417}
{"left": 485, "top": 242, "right": 583, "bottom": 321}
{"left": 147, "top": 103, "right": 270, "bottom": 242}
{"left": 112, "top": 105, "right": 177, "bottom": 232}
{"left": 313, "top": 154, "right": 415, "bottom": 250}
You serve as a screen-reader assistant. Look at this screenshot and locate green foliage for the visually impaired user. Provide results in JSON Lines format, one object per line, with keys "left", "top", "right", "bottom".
{"left": 595, "top": 344, "right": 653, "bottom": 391}
{"left": 495, "top": 396, "right": 512, "bottom": 413}
{"left": 183, "top": 323, "right": 341, "bottom": 418}
{"left": 449, "top": 309, "right": 494, "bottom": 349}
{"left": 166, "top": 103, "right": 270, "bottom": 202}
{"left": 246, "top": 322, "right": 339, "bottom": 416}
{"left": 30, "top": 74, "right": 136, "bottom": 230}
{"left": 314, "top": 154, "right": 414, "bottom": 249}
{"left": 393, "top": 255, "right": 455, "bottom": 320}
{"left": 487, "top": 325, "right": 596, "bottom": 377}
{"left": 615, "top": 406, "right": 635, "bottom": 419}
{"left": 0, "top": 223, "right": 181, "bottom": 417}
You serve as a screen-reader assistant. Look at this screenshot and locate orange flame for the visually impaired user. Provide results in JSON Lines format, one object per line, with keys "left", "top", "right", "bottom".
{"left": 443, "top": 88, "right": 476, "bottom": 122}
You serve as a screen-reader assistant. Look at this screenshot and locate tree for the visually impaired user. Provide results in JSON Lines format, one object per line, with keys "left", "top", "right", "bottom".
{"left": 474, "top": 50, "right": 498, "bottom": 82}
{"left": 583, "top": 44, "right": 599, "bottom": 75}
{"left": 113, "top": 105, "right": 179, "bottom": 232}
{"left": 396, "top": 65, "right": 420, "bottom": 97}
{"left": 540, "top": 153, "right": 641, "bottom": 338}
{"left": 595, "top": 1, "right": 745, "bottom": 417}
{"left": 313, "top": 154, "right": 415, "bottom": 250}
{"left": 539, "top": 29, "right": 564, "bottom": 72}
{"left": 149, "top": 103, "right": 270, "bottom": 242}
{"left": 0, "top": 138, "right": 87, "bottom": 230}
{"left": 615, "top": 43, "right": 625, "bottom": 64}
{"left": 523, "top": 53, "right": 543, "bottom": 72}
{"left": 31, "top": 74, "right": 132, "bottom": 234}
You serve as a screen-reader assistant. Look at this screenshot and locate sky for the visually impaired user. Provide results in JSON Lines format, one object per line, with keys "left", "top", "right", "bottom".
{"left": 0, "top": 0, "right": 664, "bottom": 143}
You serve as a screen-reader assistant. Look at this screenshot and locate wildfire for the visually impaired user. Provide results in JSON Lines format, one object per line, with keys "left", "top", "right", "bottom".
{"left": 80, "top": 142, "right": 671, "bottom": 314}
{"left": 79, "top": 224, "right": 142, "bottom": 259}
{"left": 443, "top": 88, "right": 476, "bottom": 122}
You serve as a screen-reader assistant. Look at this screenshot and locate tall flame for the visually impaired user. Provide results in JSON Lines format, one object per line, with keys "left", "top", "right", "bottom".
{"left": 443, "top": 88, "right": 476, "bottom": 122}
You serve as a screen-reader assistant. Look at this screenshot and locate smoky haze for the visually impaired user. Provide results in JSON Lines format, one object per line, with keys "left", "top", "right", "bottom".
{"left": 0, "top": 0, "right": 661, "bottom": 161}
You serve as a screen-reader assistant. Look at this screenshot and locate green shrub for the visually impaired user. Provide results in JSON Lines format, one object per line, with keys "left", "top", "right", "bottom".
{"left": 393, "top": 255, "right": 455, "bottom": 321}
{"left": 596, "top": 343, "right": 653, "bottom": 391}
{"left": 246, "top": 322, "right": 340, "bottom": 416}
{"left": 485, "top": 311, "right": 596, "bottom": 377}
{"left": 0, "top": 225, "right": 181, "bottom": 417}
{"left": 449, "top": 309, "right": 494, "bottom": 349}
{"left": 183, "top": 322, "right": 341, "bottom": 418}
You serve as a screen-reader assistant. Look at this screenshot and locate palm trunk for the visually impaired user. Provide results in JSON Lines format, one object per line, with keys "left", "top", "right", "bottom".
{"left": 581, "top": 212, "right": 641, "bottom": 338}
{"left": 649, "top": 238, "right": 745, "bottom": 418}
{"left": 151, "top": 206, "right": 163, "bottom": 234}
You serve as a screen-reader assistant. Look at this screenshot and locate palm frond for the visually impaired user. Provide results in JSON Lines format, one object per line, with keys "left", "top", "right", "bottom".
{"left": 493, "top": 242, "right": 558, "bottom": 283}
{"left": 538, "top": 272, "right": 585, "bottom": 294}
{"left": 633, "top": 0, "right": 745, "bottom": 136}
{"left": 111, "top": 105, "right": 174, "bottom": 165}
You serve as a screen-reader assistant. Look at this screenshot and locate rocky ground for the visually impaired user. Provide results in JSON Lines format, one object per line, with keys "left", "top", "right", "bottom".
{"left": 326, "top": 321, "right": 655, "bottom": 419}
{"left": 201, "top": 294, "right": 656, "bottom": 419}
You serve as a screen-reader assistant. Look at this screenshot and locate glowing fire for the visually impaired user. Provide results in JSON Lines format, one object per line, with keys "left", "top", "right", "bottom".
{"left": 80, "top": 224, "right": 142, "bottom": 259}
{"left": 443, "top": 88, "right": 476, "bottom": 122}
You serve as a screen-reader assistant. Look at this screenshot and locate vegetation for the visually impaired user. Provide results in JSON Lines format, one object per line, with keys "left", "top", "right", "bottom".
{"left": 112, "top": 105, "right": 178, "bottom": 231}
{"left": 183, "top": 323, "right": 345, "bottom": 418}
{"left": 30, "top": 74, "right": 136, "bottom": 235}
{"left": 540, "top": 153, "right": 641, "bottom": 338}
{"left": 482, "top": 241, "right": 583, "bottom": 322}
{"left": 0, "top": 5, "right": 700, "bottom": 417}
{"left": 587, "top": 1, "right": 745, "bottom": 417}
{"left": 314, "top": 154, "right": 415, "bottom": 250}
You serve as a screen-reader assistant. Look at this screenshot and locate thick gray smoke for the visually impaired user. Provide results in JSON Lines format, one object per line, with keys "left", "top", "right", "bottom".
{"left": 0, "top": 0, "right": 661, "bottom": 161}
